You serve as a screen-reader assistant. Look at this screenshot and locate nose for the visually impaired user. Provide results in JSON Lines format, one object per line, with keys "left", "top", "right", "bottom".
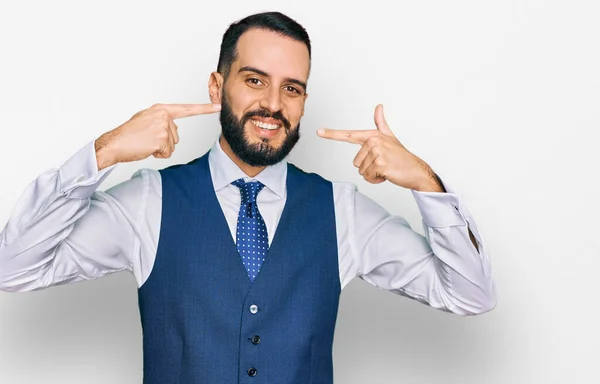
{"left": 259, "top": 86, "right": 282, "bottom": 114}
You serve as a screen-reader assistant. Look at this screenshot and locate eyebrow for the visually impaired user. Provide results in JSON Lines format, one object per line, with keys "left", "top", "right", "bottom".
{"left": 238, "top": 66, "right": 307, "bottom": 91}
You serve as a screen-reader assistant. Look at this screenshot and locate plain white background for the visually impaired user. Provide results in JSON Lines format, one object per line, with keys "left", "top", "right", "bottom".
{"left": 0, "top": 0, "right": 598, "bottom": 383}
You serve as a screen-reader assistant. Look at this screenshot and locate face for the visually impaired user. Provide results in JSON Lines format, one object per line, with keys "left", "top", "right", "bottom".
{"left": 212, "top": 28, "right": 310, "bottom": 167}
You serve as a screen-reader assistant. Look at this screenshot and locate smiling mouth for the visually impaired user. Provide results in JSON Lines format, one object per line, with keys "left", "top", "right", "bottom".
{"left": 251, "top": 119, "right": 281, "bottom": 130}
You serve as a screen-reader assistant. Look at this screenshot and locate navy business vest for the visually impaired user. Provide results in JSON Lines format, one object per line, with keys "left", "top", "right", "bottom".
{"left": 137, "top": 151, "right": 341, "bottom": 383}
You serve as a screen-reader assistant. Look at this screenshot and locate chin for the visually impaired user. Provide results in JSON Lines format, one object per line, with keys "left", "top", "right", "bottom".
{"left": 222, "top": 118, "right": 301, "bottom": 167}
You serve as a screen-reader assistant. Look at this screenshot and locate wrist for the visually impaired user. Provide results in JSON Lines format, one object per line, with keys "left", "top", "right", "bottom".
{"left": 415, "top": 169, "right": 445, "bottom": 193}
{"left": 94, "top": 133, "right": 117, "bottom": 171}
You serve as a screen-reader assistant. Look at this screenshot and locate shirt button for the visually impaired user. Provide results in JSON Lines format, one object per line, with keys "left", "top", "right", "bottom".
{"left": 249, "top": 304, "right": 259, "bottom": 314}
{"left": 251, "top": 335, "right": 261, "bottom": 345}
{"left": 247, "top": 367, "right": 258, "bottom": 377}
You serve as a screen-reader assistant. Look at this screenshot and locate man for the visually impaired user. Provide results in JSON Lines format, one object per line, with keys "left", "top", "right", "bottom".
{"left": 0, "top": 11, "right": 495, "bottom": 384}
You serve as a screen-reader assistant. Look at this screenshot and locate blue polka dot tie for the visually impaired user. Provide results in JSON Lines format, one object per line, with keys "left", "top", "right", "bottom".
{"left": 232, "top": 178, "right": 269, "bottom": 282}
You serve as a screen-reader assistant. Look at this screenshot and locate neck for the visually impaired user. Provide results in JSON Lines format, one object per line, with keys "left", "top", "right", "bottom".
{"left": 219, "top": 135, "right": 267, "bottom": 178}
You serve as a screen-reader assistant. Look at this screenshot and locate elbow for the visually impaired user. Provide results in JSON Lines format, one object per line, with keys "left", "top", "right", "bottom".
{"left": 468, "top": 291, "right": 497, "bottom": 316}
{"left": 450, "top": 299, "right": 496, "bottom": 317}
{"left": 448, "top": 280, "right": 497, "bottom": 317}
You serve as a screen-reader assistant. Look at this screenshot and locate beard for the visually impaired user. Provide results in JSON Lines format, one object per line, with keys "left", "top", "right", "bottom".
{"left": 219, "top": 88, "right": 300, "bottom": 167}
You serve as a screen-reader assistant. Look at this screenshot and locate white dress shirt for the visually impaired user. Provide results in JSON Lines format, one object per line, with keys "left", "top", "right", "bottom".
{"left": 0, "top": 136, "right": 496, "bottom": 315}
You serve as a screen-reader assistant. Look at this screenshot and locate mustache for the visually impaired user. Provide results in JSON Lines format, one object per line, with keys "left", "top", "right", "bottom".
{"left": 241, "top": 109, "right": 292, "bottom": 131}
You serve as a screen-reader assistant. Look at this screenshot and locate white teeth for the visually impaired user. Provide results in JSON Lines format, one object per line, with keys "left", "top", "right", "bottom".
{"left": 251, "top": 120, "right": 280, "bottom": 130}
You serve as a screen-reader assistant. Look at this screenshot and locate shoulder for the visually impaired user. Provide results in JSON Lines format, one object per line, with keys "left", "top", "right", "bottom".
{"left": 286, "top": 162, "right": 338, "bottom": 184}
{"left": 158, "top": 153, "right": 207, "bottom": 174}
{"left": 155, "top": 152, "right": 211, "bottom": 187}
{"left": 286, "top": 162, "right": 358, "bottom": 198}
{"left": 104, "top": 167, "right": 162, "bottom": 198}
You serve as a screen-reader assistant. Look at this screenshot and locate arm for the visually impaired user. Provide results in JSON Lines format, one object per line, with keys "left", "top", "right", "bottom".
{"left": 336, "top": 179, "right": 495, "bottom": 316}
{"left": 321, "top": 104, "right": 495, "bottom": 315}
{"left": 0, "top": 102, "right": 220, "bottom": 292}
{"left": 0, "top": 140, "right": 151, "bottom": 292}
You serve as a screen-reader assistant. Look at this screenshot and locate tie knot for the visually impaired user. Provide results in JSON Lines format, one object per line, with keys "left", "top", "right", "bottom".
{"left": 232, "top": 178, "right": 265, "bottom": 204}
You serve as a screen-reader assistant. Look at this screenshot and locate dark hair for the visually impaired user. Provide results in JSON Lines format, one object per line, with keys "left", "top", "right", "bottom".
{"left": 216, "top": 11, "right": 311, "bottom": 80}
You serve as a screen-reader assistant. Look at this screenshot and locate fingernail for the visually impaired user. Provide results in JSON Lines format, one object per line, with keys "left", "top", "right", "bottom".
{"left": 213, "top": 104, "right": 221, "bottom": 110}
{"left": 317, "top": 128, "right": 325, "bottom": 136}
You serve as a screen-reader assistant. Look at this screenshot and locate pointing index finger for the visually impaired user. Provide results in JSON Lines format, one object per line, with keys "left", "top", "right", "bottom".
{"left": 317, "top": 128, "right": 377, "bottom": 144}
{"left": 162, "top": 103, "right": 222, "bottom": 119}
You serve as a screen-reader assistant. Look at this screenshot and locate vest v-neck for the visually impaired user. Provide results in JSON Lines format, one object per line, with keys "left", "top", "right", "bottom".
{"left": 203, "top": 155, "right": 296, "bottom": 286}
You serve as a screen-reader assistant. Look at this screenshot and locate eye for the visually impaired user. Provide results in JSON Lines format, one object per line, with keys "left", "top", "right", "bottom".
{"left": 284, "top": 85, "right": 301, "bottom": 94}
{"left": 246, "top": 78, "right": 263, "bottom": 86}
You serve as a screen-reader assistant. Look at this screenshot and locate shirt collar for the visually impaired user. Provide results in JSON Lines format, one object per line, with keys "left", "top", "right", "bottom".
{"left": 208, "top": 135, "right": 287, "bottom": 198}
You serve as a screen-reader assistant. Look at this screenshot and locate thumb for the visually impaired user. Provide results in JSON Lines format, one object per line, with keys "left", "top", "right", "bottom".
{"left": 374, "top": 104, "right": 393, "bottom": 136}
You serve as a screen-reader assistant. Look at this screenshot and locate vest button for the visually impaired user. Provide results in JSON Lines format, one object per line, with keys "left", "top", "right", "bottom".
{"left": 251, "top": 335, "right": 261, "bottom": 345}
{"left": 249, "top": 304, "right": 259, "bottom": 314}
{"left": 247, "top": 367, "right": 258, "bottom": 377}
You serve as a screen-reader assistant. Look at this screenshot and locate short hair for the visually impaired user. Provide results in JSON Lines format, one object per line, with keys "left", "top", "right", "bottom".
{"left": 216, "top": 11, "right": 311, "bottom": 80}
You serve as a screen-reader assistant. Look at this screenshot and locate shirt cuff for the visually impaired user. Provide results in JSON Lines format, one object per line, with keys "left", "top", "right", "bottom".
{"left": 411, "top": 175, "right": 466, "bottom": 228}
{"left": 58, "top": 138, "right": 116, "bottom": 199}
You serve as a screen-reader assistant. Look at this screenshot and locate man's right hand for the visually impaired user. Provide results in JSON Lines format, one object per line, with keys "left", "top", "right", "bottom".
{"left": 94, "top": 103, "right": 221, "bottom": 170}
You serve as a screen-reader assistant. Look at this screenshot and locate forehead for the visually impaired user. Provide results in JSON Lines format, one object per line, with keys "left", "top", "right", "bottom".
{"left": 234, "top": 28, "right": 310, "bottom": 81}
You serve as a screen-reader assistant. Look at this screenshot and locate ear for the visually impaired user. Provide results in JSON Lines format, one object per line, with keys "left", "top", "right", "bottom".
{"left": 208, "top": 72, "right": 224, "bottom": 104}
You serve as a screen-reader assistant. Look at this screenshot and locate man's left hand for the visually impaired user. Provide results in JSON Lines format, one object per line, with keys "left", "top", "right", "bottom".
{"left": 317, "top": 104, "right": 444, "bottom": 193}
